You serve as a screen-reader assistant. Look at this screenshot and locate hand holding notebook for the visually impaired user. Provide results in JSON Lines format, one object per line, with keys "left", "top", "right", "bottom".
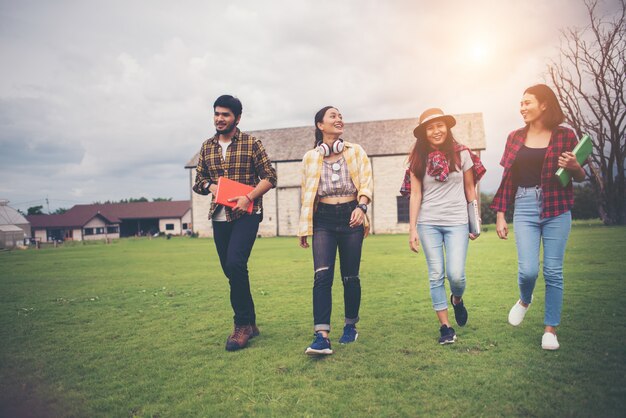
{"left": 555, "top": 134, "right": 592, "bottom": 187}
{"left": 215, "top": 177, "right": 255, "bottom": 214}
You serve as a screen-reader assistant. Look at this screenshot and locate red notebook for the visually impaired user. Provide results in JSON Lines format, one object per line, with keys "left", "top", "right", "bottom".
{"left": 215, "top": 177, "right": 255, "bottom": 214}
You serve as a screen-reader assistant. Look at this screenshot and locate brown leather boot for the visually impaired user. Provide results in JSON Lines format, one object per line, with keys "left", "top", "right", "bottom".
{"left": 225, "top": 325, "right": 253, "bottom": 351}
{"left": 250, "top": 325, "right": 260, "bottom": 339}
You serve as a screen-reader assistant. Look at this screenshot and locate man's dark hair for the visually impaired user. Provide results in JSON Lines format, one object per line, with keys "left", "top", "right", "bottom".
{"left": 213, "top": 95, "right": 243, "bottom": 118}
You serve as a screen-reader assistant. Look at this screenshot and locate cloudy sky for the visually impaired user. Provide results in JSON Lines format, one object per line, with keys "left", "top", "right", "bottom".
{"left": 0, "top": 0, "right": 620, "bottom": 213}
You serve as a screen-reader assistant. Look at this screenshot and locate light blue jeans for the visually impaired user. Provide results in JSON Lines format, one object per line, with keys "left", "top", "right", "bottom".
{"left": 513, "top": 186, "right": 571, "bottom": 327}
{"left": 417, "top": 224, "right": 469, "bottom": 311}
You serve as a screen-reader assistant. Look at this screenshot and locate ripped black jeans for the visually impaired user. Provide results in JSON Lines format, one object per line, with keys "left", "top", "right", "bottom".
{"left": 312, "top": 201, "right": 364, "bottom": 332}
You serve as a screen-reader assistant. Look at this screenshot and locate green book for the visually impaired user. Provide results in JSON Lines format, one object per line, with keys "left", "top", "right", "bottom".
{"left": 555, "top": 134, "right": 593, "bottom": 187}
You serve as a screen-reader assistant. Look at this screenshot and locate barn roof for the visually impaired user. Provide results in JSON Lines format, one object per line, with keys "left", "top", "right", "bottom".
{"left": 185, "top": 113, "right": 485, "bottom": 168}
{"left": 26, "top": 214, "right": 83, "bottom": 229}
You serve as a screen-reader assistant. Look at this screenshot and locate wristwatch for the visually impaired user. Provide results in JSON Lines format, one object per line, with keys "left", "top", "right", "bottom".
{"left": 357, "top": 203, "right": 368, "bottom": 213}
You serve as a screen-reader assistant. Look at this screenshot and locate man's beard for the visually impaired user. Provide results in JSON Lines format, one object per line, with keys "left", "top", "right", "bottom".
{"left": 216, "top": 122, "right": 236, "bottom": 135}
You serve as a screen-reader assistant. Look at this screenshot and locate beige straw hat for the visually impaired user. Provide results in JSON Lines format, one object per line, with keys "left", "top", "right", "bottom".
{"left": 413, "top": 108, "right": 457, "bottom": 139}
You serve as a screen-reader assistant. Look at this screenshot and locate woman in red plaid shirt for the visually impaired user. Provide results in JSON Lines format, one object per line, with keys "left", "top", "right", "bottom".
{"left": 491, "top": 84, "right": 585, "bottom": 350}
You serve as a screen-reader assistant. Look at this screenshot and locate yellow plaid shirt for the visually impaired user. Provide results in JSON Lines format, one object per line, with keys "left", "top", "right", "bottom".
{"left": 298, "top": 141, "right": 373, "bottom": 237}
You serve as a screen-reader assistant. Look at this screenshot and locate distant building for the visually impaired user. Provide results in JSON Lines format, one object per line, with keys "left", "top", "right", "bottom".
{"left": 185, "top": 114, "right": 486, "bottom": 237}
{"left": 0, "top": 200, "right": 31, "bottom": 248}
{"left": 26, "top": 201, "right": 191, "bottom": 242}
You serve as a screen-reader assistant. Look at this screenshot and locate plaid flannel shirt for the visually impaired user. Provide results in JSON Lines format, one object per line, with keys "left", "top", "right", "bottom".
{"left": 192, "top": 129, "right": 277, "bottom": 222}
{"left": 298, "top": 141, "right": 373, "bottom": 237}
{"left": 456, "top": 144, "right": 486, "bottom": 182}
{"left": 490, "top": 125, "right": 578, "bottom": 218}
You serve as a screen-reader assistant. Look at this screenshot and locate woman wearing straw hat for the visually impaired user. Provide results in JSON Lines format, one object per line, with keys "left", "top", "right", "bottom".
{"left": 407, "top": 108, "right": 485, "bottom": 344}
{"left": 298, "top": 106, "right": 373, "bottom": 355}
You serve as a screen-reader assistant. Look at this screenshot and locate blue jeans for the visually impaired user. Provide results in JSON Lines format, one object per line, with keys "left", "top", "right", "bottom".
{"left": 513, "top": 186, "right": 571, "bottom": 327}
{"left": 417, "top": 224, "right": 469, "bottom": 311}
{"left": 312, "top": 202, "right": 364, "bottom": 332}
{"left": 212, "top": 214, "right": 261, "bottom": 326}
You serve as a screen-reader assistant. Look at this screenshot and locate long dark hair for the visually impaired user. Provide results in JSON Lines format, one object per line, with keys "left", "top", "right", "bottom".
{"left": 313, "top": 105, "right": 336, "bottom": 148}
{"left": 408, "top": 126, "right": 460, "bottom": 180}
{"left": 524, "top": 84, "right": 564, "bottom": 129}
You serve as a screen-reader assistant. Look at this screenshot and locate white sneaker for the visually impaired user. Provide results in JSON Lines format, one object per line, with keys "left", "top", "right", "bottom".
{"left": 508, "top": 300, "right": 530, "bottom": 326}
{"left": 542, "top": 332, "right": 560, "bottom": 350}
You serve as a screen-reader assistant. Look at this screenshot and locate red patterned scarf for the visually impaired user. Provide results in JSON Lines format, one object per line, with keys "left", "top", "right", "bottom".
{"left": 399, "top": 143, "right": 486, "bottom": 196}
{"left": 426, "top": 151, "right": 450, "bottom": 182}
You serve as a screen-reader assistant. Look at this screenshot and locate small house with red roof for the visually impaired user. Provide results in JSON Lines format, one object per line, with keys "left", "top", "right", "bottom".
{"left": 26, "top": 201, "right": 191, "bottom": 242}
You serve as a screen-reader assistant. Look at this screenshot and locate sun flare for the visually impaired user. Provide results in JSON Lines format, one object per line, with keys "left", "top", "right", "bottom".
{"left": 469, "top": 42, "right": 489, "bottom": 63}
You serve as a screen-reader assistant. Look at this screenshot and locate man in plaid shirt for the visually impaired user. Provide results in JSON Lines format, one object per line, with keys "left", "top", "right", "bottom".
{"left": 193, "top": 95, "right": 277, "bottom": 351}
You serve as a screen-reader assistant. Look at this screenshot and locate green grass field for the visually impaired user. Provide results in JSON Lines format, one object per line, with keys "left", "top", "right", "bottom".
{"left": 1, "top": 221, "right": 625, "bottom": 417}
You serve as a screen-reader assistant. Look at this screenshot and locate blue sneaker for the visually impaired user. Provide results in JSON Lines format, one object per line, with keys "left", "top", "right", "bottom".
{"left": 305, "top": 332, "right": 333, "bottom": 355}
{"left": 438, "top": 324, "right": 457, "bottom": 345}
{"left": 450, "top": 294, "right": 468, "bottom": 326}
{"left": 338, "top": 324, "right": 359, "bottom": 344}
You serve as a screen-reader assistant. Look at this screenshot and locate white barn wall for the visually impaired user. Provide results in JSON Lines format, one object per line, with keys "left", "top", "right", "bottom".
{"left": 273, "top": 161, "right": 301, "bottom": 237}
{"left": 258, "top": 184, "right": 277, "bottom": 237}
{"left": 371, "top": 155, "right": 410, "bottom": 234}
{"left": 192, "top": 192, "right": 213, "bottom": 237}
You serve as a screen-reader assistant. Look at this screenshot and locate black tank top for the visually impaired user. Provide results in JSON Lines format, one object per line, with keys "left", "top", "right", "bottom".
{"left": 513, "top": 145, "right": 547, "bottom": 187}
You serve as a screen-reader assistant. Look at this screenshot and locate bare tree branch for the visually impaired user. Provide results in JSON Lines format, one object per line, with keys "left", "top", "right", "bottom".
{"left": 547, "top": 0, "right": 626, "bottom": 224}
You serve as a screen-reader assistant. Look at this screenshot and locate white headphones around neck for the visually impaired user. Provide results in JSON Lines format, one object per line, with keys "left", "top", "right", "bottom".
{"left": 317, "top": 139, "right": 344, "bottom": 157}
